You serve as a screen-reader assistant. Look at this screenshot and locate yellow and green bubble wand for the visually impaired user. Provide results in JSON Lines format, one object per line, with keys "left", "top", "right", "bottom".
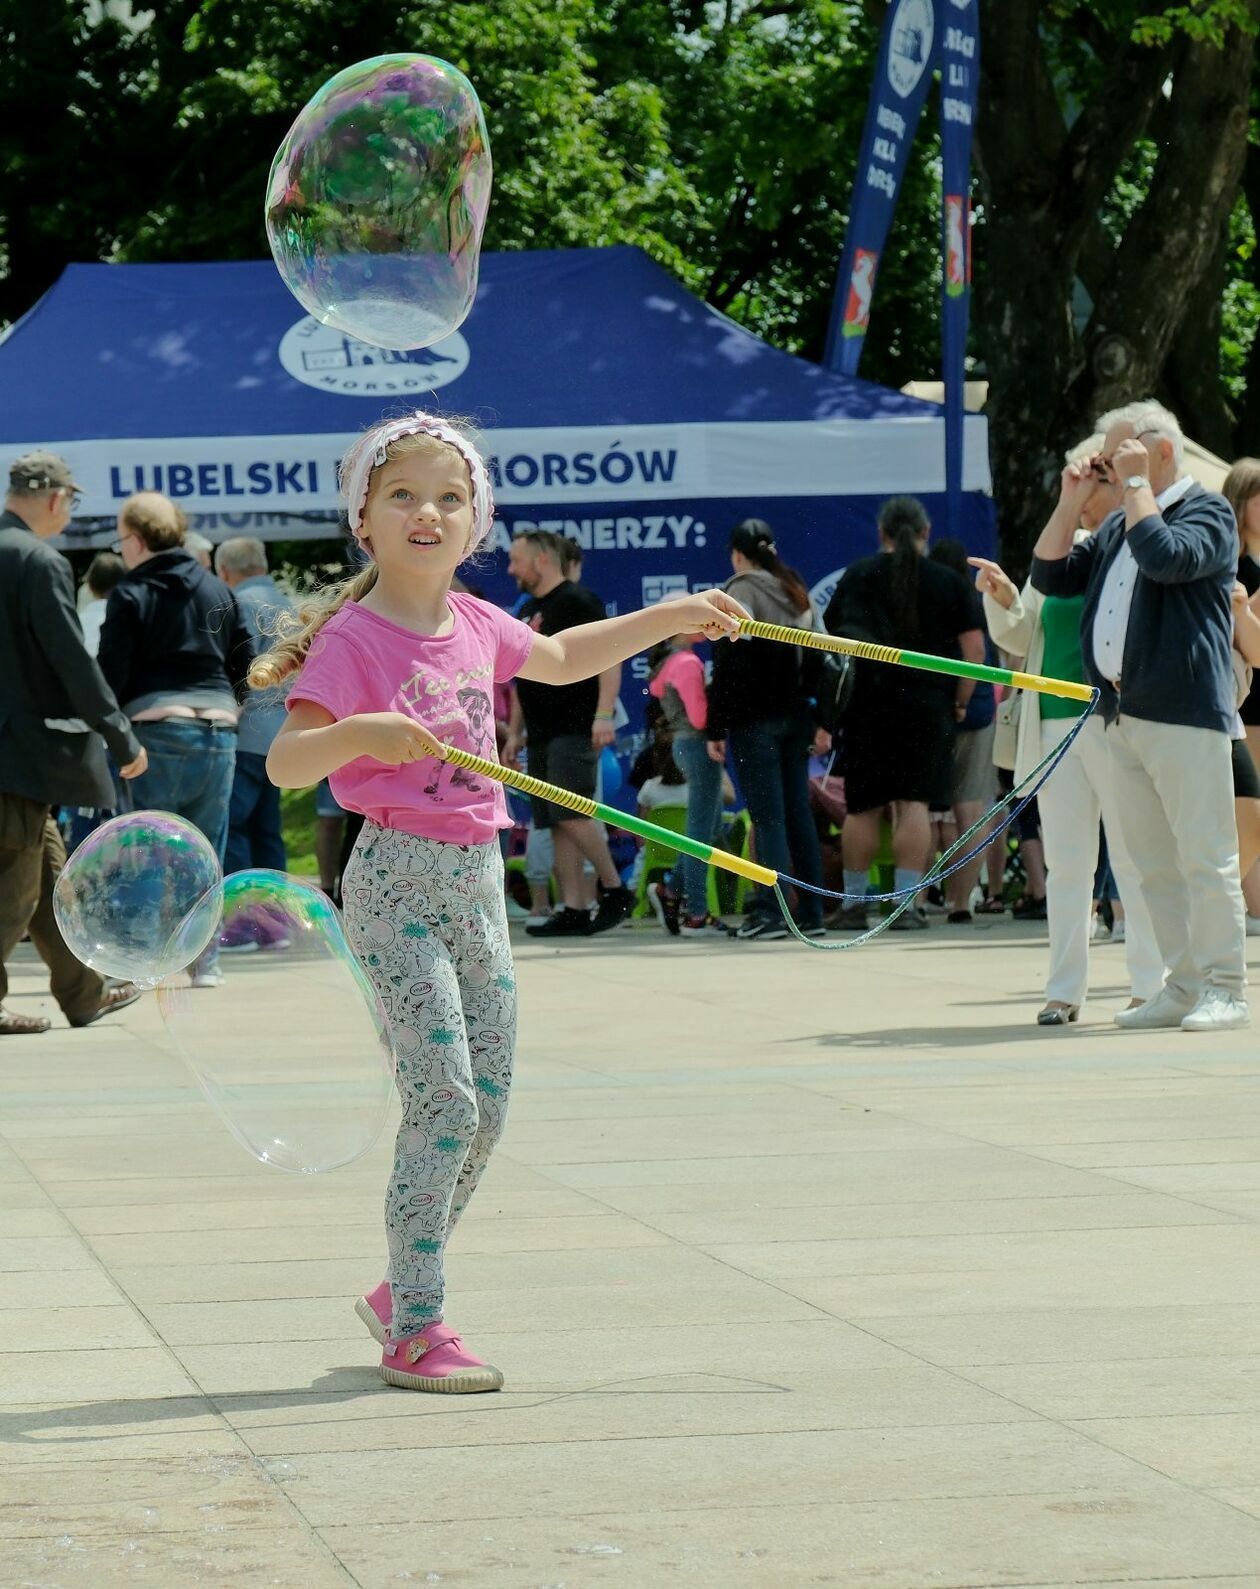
{"left": 440, "top": 624, "right": 1098, "bottom": 948}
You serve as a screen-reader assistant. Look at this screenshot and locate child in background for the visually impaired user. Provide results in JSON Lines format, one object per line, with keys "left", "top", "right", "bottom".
{"left": 648, "top": 634, "right": 727, "bottom": 936}
{"left": 255, "top": 410, "right": 745, "bottom": 1394}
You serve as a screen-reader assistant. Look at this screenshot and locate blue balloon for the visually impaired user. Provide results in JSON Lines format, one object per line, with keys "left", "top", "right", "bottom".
{"left": 598, "top": 745, "right": 624, "bottom": 802}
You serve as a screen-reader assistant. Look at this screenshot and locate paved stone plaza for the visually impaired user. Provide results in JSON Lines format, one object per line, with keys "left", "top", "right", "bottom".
{"left": 2, "top": 921, "right": 1260, "bottom": 1588}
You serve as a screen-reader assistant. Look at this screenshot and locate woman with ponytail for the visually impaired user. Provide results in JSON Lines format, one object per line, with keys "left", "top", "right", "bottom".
{"left": 706, "top": 518, "right": 828, "bottom": 940}
{"left": 824, "top": 496, "right": 984, "bottom": 931}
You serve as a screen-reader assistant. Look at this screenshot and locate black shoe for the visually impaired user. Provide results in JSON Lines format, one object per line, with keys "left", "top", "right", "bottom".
{"left": 525, "top": 907, "right": 593, "bottom": 938}
{"left": 590, "top": 885, "right": 633, "bottom": 935}
{"left": 734, "top": 916, "right": 789, "bottom": 941}
{"left": 1012, "top": 894, "right": 1047, "bottom": 921}
{"left": 888, "top": 906, "right": 929, "bottom": 931}
{"left": 829, "top": 905, "right": 870, "bottom": 933}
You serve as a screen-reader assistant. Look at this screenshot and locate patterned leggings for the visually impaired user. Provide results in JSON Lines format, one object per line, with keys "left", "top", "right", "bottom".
{"left": 341, "top": 823, "right": 516, "bottom": 1337}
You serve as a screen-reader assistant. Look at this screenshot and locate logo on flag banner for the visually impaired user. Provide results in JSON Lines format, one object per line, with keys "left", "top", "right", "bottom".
{"left": 889, "top": 0, "right": 935, "bottom": 98}
{"left": 843, "top": 250, "right": 879, "bottom": 338}
{"left": 944, "top": 195, "right": 968, "bottom": 297}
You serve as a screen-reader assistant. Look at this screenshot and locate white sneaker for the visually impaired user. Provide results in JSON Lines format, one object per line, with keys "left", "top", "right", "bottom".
{"left": 524, "top": 913, "right": 553, "bottom": 929}
{"left": 1180, "top": 988, "right": 1251, "bottom": 1032}
{"left": 1109, "top": 919, "right": 1126, "bottom": 943}
{"left": 1114, "top": 986, "right": 1194, "bottom": 1029}
{"left": 1090, "top": 916, "right": 1111, "bottom": 942}
{"left": 504, "top": 898, "right": 530, "bottom": 921}
{"left": 190, "top": 969, "right": 224, "bottom": 989}
{"left": 1246, "top": 916, "right": 1260, "bottom": 938}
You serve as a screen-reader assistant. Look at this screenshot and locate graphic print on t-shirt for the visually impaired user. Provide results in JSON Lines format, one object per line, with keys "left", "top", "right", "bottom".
{"left": 396, "top": 665, "right": 496, "bottom": 802}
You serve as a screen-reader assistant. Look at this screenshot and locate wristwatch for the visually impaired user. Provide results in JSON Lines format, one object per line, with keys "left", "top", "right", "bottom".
{"left": 1123, "top": 475, "right": 1149, "bottom": 491}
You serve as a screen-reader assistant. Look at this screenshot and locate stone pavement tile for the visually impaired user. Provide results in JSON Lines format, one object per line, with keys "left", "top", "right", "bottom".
{"left": 0, "top": 1446, "right": 301, "bottom": 1537}
{"left": 541, "top": 1145, "right": 1122, "bottom": 1200}
{"left": 0, "top": 1235, "right": 96, "bottom": 1272}
{"left": 0, "top": 1400, "right": 236, "bottom": 1466}
{"left": 639, "top": 1190, "right": 1238, "bottom": 1245}
{"left": 505, "top": 1081, "right": 814, "bottom": 1121}
{"left": 0, "top": 1209, "right": 76, "bottom": 1237}
{"left": 1, "top": 1528, "right": 350, "bottom": 1588}
{"left": 1023, "top": 1137, "right": 1260, "bottom": 1169}
{"left": 849, "top": 1303, "right": 1260, "bottom": 1367}
{"left": 1070, "top": 1413, "right": 1260, "bottom": 1489}
{"left": 318, "top": 1495, "right": 1260, "bottom": 1589}
{"left": 1072, "top": 1160, "right": 1260, "bottom": 1196}
{"left": 0, "top": 1181, "right": 54, "bottom": 1209}
{"left": 0, "top": 1306, "right": 157, "bottom": 1354}
{"left": 505, "top": 1116, "right": 955, "bottom": 1166}
{"left": 0, "top": 1348, "right": 197, "bottom": 1406}
{"left": 698, "top": 1221, "right": 1260, "bottom": 1284}
{"left": 86, "top": 1213, "right": 666, "bottom": 1270}
{"left": 0, "top": 1270, "right": 124, "bottom": 1311}
{"left": 1212, "top": 1487, "right": 1260, "bottom": 1521}
{"left": 956, "top": 1355, "right": 1260, "bottom": 1420}
{"left": 253, "top": 1422, "right": 1194, "bottom": 1527}
{"left": 0, "top": 1110, "right": 209, "bottom": 1140}
{"left": 112, "top": 1258, "right": 392, "bottom": 1307}
{"left": 63, "top": 1184, "right": 598, "bottom": 1234}
{"left": 23, "top": 1171, "right": 390, "bottom": 1208}
{"left": 146, "top": 1297, "right": 375, "bottom": 1347}
{"left": 223, "top": 1362, "right": 1035, "bottom": 1459}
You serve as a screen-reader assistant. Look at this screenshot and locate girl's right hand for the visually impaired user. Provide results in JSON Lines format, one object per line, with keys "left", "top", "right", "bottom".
{"left": 350, "top": 712, "right": 445, "bottom": 765}
{"left": 967, "top": 556, "right": 1018, "bottom": 611}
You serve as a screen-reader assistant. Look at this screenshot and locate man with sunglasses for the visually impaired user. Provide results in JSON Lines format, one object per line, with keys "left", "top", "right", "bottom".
{"left": 1031, "top": 402, "right": 1248, "bottom": 1032}
{"left": 0, "top": 451, "right": 146, "bottom": 1035}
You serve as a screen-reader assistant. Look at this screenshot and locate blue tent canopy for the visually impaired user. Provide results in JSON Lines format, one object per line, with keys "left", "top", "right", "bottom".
{"left": 0, "top": 245, "right": 992, "bottom": 638}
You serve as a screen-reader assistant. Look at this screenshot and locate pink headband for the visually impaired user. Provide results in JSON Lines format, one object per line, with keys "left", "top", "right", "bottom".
{"left": 339, "top": 412, "right": 495, "bottom": 554}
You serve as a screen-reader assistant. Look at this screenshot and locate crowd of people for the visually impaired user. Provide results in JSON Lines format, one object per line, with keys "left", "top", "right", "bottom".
{"left": 1, "top": 395, "right": 1257, "bottom": 1041}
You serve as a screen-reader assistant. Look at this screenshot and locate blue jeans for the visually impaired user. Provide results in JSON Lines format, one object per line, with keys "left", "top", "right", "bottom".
{"left": 729, "top": 713, "right": 824, "bottom": 928}
{"left": 129, "top": 721, "right": 237, "bottom": 975}
{"left": 226, "top": 750, "right": 287, "bottom": 874}
{"left": 670, "top": 734, "right": 725, "bottom": 917}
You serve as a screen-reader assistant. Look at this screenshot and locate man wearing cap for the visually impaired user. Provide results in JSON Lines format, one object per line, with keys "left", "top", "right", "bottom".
{"left": 0, "top": 451, "right": 147, "bottom": 1034}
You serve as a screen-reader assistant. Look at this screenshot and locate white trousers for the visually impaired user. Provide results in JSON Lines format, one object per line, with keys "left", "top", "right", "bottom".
{"left": 1104, "top": 716, "right": 1245, "bottom": 1000}
{"left": 1038, "top": 716, "right": 1164, "bottom": 1006}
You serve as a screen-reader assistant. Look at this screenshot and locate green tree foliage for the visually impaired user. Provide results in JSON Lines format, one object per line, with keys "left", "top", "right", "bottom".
{"left": 2, "top": 0, "right": 1258, "bottom": 562}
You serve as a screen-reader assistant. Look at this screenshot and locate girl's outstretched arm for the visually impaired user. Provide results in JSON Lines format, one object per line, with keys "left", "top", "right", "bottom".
{"left": 519, "top": 590, "right": 747, "bottom": 687}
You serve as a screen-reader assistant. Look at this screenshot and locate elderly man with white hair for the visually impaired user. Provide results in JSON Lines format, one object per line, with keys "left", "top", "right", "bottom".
{"left": 1031, "top": 399, "right": 1248, "bottom": 1032}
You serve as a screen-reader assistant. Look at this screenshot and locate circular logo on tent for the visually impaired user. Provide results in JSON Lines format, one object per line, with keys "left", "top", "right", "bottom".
{"left": 278, "top": 317, "right": 470, "bottom": 397}
{"left": 810, "top": 569, "right": 846, "bottom": 617}
{"left": 888, "top": 0, "right": 934, "bottom": 99}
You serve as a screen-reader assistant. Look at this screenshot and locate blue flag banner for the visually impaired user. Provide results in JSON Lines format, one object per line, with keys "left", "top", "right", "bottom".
{"left": 823, "top": 0, "right": 940, "bottom": 376}
{"left": 939, "top": 0, "right": 980, "bottom": 537}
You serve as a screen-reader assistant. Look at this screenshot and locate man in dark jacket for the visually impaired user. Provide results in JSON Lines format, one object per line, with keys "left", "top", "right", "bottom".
{"left": 0, "top": 451, "right": 147, "bottom": 1034}
{"left": 100, "top": 493, "right": 254, "bottom": 989}
{"left": 1031, "top": 400, "right": 1247, "bottom": 1033}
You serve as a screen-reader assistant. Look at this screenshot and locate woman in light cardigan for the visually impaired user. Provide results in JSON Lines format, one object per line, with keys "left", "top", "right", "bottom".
{"left": 969, "top": 478, "right": 1163, "bottom": 1025}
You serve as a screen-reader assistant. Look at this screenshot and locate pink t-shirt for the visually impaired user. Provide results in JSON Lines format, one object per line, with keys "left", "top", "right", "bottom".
{"left": 649, "top": 648, "right": 708, "bottom": 730}
{"left": 288, "top": 593, "right": 535, "bottom": 844}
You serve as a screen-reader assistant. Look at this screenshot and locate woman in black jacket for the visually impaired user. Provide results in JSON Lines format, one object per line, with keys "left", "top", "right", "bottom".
{"left": 707, "top": 519, "right": 826, "bottom": 940}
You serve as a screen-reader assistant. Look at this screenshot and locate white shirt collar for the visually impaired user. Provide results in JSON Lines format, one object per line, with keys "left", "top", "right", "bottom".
{"left": 1156, "top": 473, "right": 1195, "bottom": 510}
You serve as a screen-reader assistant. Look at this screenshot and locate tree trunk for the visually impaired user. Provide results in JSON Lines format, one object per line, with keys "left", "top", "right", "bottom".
{"left": 1164, "top": 218, "right": 1237, "bottom": 459}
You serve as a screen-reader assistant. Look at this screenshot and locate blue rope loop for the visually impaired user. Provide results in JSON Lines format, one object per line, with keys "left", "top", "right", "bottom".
{"left": 772, "top": 690, "right": 1100, "bottom": 951}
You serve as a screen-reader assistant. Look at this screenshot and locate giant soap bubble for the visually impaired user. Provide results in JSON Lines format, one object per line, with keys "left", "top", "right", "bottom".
{"left": 158, "top": 871, "right": 396, "bottom": 1174}
{"left": 53, "top": 812, "right": 222, "bottom": 985}
{"left": 266, "top": 53, "right": 492, "bottom": 350}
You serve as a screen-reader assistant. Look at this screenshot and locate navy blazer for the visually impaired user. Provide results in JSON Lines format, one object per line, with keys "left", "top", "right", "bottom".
{"left": 0, "top": 511, "right": 140, "bottom": 807}
{"left": 1030, "top": 483, "right": 1237, "bottom": 734}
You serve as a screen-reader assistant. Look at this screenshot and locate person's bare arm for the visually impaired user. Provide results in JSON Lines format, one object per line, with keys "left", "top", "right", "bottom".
{"left": 517, "top": 591, "right": 745, "bottom": 686}
{"left": 267, "top": 699, "right": 444, "bottom": 788}
{"left": 592, "top": 663, "right": 621, "bottom": 749}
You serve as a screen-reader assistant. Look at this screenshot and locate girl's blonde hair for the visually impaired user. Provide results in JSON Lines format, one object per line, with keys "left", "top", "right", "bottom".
{"left": 249, "top": 416, "right": 490, "bottom": 690}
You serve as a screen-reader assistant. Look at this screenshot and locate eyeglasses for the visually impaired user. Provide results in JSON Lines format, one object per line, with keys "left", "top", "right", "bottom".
{"left": 111, "top": 530, "right": 135, "bottom": 554}
{"left": 60, "top": 488, "right": 82, "bottom": 511}
{"left": 1094, "top": 430, "right": 1162, "bottom": 478}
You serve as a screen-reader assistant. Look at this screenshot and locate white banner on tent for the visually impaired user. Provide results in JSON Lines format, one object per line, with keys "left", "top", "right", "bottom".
{"left": 49, "top": 417, "right": 990, "bottom": 521}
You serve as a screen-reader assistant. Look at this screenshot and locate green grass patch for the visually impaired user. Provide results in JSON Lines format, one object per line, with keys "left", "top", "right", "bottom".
{"left": 281, "top": 785, "right": 320, "bottom": 877}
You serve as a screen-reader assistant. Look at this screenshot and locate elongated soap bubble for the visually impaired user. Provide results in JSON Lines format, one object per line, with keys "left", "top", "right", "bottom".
{"left": 157, "top": 871, "right": 396, "bottom": 1174}
{"left": 266, "top": 53, "right": 492, "bottom": 350}
{"left": 53, "top": 812, "right": 222, "bottom": 985}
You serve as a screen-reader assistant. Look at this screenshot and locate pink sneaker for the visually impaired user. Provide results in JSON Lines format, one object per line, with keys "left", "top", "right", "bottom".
{"left": 354, "top": 1280, "right": 390, "bottom": 1344}
{"left": 380, "top": 1323, "right": 504, "bottom": 1393}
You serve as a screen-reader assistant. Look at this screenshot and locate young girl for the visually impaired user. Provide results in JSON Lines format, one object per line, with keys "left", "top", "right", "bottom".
{"left": 647, "top": 635, "right": 726, "bottom": 934}
{"left": 253, "top": 411, "right": 745, "bottom": 1394}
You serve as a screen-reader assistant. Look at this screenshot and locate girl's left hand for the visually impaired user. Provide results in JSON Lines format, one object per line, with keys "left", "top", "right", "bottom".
{"left": 669, "top": 589, "right": 749, "bottom": 640}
